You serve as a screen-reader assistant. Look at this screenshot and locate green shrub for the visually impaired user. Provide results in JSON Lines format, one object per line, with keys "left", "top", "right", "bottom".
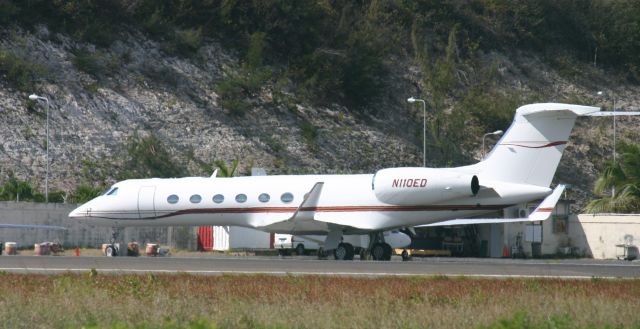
{"left": 163, "top": 28, "right": 203, "bottom": 57}
{"left": 70, "top": 185, "right": 104, "bottom": 204}
{"left": 300, "top": 121, "right": 318, "bottom": 151}
{"left": 120, "top": 133, "right": 184, "bottom": 179}
{"left": 0, "top": 51, "right": 45, "bottom": 91}
{"left": 216, "top": 67, "right": 271, "bottom": 116}
{"left": 246, "top": 31, "right": 267, "bottom": 68}
{"left": 72, "top": 50, "right": 106, "bottom": 77}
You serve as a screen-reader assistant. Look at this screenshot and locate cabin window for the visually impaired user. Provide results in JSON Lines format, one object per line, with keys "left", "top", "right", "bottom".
{"left": 235, "top": 194, "right": 247, "bottom": 203}
{"left": 258, "top": 193, "right": 270, "bottom": 203}
{"left": 281, "top": 192, "right": 294, "bottom": 203}
{"left": 212, "top": 194, "right": 224, "bottom": 204}
{"left": 190, "top": 194, "right": 202, "bottom": 204}
{"left": 167, "top": 195, "right": 179, "bottom": 204}
{"left": 107, "top": 187, "right": 118, "bottom": 196}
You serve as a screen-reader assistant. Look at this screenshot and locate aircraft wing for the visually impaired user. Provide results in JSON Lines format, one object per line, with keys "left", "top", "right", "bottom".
{"left": 0, "top": 224, "right": 67, "bottom": 230}
{"left": 584, "top": 111, "right": 640, "bottom": 116}
{"left": 258, "top": 182, "right": 332, "bottom": 233}
{"left": 418, "top": 184, "right": 566, "bottom": 227}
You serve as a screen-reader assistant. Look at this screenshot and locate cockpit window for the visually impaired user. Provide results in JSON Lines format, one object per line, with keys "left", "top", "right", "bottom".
{"left": 106, "top": 187, "right": 118, "bottom": 196}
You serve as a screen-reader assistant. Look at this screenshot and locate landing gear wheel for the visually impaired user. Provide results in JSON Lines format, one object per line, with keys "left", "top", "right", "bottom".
{"left": 317, "top": 247, "right": 328, "bottom": 260}
{"left": 383, "top": 243, "right": 392, "bottom": 260}
{"left": 334, "top": 243, "right": 355, "bottom": 260}
{"left": 105, "top": 245, "right": 116, "bottom": 257}
{"left": 371, "top": 243, "right": 392, "bottom": 261}
{"left": 371, "top": 243, "right": 385, "bottom": 260}
{"left": 295, "top": 244, "right": 305, "bottom": 256}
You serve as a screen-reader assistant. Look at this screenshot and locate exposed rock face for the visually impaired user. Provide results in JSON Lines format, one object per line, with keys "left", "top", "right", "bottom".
{"left": 1, "top": 26, "right": 639, "bottom": 210}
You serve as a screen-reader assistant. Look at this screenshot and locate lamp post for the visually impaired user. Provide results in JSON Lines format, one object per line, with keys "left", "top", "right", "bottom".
{"left": 597, "top": 91, "right": 616, "bottom": 197}
{"left": 407, "top": 97, "right": 426, "bottom": 167}
{"left": 28, "top": 94, "right": 50, "bottom": 203}
{"left": 482, "top": 130, "right": 503, "bottom": 158}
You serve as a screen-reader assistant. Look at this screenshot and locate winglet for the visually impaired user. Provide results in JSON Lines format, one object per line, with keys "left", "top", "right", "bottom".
{"left": 291, "top": 182, "right": 324, "bottom": 217}
{"left": 527, "top": 184, "right": 565, "bottom": 221}
{"left": 210, "top": 169, "right": 218, "bottom": 178}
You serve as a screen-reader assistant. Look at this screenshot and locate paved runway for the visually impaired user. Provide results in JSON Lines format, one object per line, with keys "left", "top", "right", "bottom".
{"left": 1, "top": 255, "right": 638, "bottom": 278}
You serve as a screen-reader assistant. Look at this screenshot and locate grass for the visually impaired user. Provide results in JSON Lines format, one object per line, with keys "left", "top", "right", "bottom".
{"left": 0, "top": 273, "right": 638, "bottom": 329}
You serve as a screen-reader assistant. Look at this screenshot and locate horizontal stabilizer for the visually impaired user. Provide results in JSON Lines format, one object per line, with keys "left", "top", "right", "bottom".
{"left": 0, "top": 224, "right": 67, "bottom": 230}
{"left": 418, "top": 184, "right": 566, "bottom": 227}
{"left": 584, "top": 111, "right": 640, "bottom": 117}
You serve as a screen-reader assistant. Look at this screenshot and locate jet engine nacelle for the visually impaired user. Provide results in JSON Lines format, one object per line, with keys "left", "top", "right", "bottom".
{"left": 373, "top": 168, "right": 479, "bottom": 205}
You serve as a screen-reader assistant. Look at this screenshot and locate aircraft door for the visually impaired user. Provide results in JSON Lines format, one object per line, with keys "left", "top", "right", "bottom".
{"left": 138, "top": 186, "right": 157, "bottom": 219}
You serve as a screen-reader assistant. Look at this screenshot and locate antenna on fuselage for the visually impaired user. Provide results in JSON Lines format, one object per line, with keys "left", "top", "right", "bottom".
{"left": 210, "top": 169, "right": 218, "bottom": 178}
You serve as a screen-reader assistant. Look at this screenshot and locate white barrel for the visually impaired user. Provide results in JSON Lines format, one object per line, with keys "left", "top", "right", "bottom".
{"left": 5, "top": 242, "right": 17, "bottom": 255}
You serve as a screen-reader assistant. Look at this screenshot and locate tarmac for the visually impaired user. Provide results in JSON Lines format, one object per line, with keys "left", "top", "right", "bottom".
{"left": 0, "top": 254, "right": 638, "bottom": 278}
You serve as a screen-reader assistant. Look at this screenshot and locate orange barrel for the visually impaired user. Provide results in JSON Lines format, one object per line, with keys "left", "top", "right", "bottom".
{"left": 145, "top": 243, "right": 158, "bottom": 256}
{"left": 5, "top": 242, "right": 17, "bottom": 255}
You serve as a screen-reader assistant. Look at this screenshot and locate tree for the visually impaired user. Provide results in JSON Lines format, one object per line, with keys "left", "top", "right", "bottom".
{"left": 0, "top": 175, "right": 33, "bottom": 201}
{"left": 70, "top": 184, "right": 104, "bottom": 204}
{"left": 586, "top": 142, "right": 640, "bottom": 213}
{"left": 213, "top": 159, "right": 239, "bottom": 178}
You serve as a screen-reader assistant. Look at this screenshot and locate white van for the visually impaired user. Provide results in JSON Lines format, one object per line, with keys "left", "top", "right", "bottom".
{"left": 274, "top": 234, "right": 321, "bottom": 255}
{"left": 274, "top": 230, "right": 411, "bottom": 256}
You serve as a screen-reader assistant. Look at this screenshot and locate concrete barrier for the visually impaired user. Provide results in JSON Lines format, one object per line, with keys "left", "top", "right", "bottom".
{"left": 0, "top": 202, "right": 197, "bottom": 250}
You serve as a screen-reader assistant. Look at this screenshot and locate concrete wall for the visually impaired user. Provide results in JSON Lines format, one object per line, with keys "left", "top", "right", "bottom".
{"left": 498, "top": 210, "right": 640, "bottom": 259}
{"left": 568, "top": 214, "right": 640, "bottom": 259}
{"left": 0, "top": 202, "right": 198, "bottom": 250}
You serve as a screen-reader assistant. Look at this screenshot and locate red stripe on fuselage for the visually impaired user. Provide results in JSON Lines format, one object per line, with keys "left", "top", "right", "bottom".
{"left": 500, "top": 141, "right": 567, "bottom": 149}
{"left": 148, "top": 204, "right": 508, "bottom": 219}
{"left": 88, "top": 204, "right": 510, "bottom": 220}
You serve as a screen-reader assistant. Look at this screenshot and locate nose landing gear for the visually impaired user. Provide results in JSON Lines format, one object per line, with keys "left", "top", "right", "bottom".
{"left": 103, "top": 227, "right": 123, "bottom": 257}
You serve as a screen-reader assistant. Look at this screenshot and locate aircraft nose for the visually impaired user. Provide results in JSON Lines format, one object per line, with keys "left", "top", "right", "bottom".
{"left": 68, "top": 205, "right": 88, "bottom": 219}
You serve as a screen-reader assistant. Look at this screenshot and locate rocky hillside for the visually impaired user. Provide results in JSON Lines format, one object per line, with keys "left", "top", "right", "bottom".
{"left": 1, "top": 1, "right": 640, "bottom": 210}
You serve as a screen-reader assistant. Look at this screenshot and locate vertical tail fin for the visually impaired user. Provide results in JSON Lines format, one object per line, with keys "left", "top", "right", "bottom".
{"left": 476, "top": 103, "right": 600, "bottom": 187}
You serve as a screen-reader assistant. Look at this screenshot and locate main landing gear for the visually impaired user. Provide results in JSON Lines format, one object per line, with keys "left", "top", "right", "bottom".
{"left": 317, "top": 231, "right": 392, "bottom": 261}
{"left": 368, "top": 231, "right": 392, "bottom": 261}
{"left": 370, "top": 242, "right": 392, "bottom": 261}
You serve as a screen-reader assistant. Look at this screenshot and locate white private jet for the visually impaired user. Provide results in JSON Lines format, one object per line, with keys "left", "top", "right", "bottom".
{"left": 68, "top": 103, "right": 639, "bottom": 260}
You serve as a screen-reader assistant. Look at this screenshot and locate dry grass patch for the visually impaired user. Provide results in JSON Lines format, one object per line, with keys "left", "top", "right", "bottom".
{"left": 0, "top": 272, "right": 638, "bottom": 328}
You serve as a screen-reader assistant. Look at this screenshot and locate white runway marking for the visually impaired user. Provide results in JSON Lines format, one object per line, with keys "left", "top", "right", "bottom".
{"left": 0, "top": 267, "right": 630, "bottom": 279}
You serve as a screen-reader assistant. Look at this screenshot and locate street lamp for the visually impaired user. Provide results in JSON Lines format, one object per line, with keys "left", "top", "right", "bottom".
{"left": 407, "top": 97, "right": 426, "bottom": 167}
{"left": 597, "top": 90, "right": 616, "bottom": 197}
{"left": 28, "top": 94, "right": 50, "bottom": 203}
{"left": 482, "top": 130, "right": 503, "bottom": 158}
